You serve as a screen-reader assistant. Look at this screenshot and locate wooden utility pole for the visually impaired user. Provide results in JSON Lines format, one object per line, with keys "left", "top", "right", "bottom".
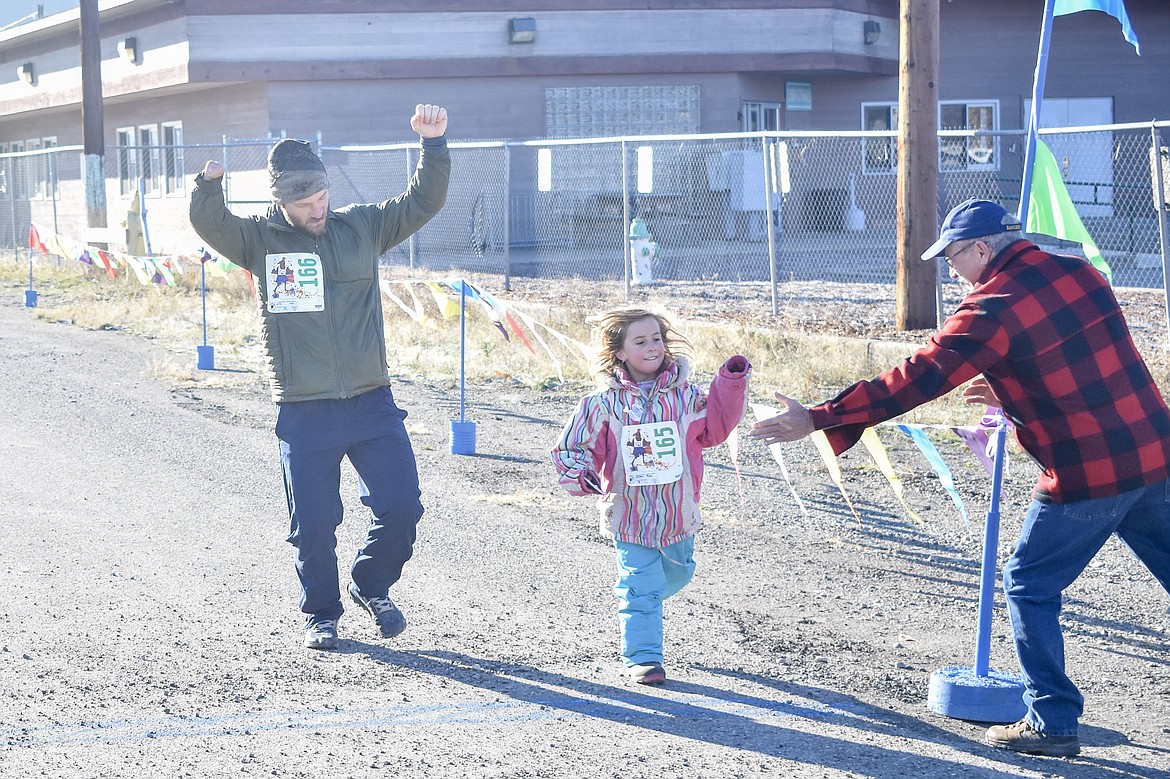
{"left": 895, "top": 0, "right": 939, "bottom": 330}
{"left": 80, "top": 0, "right": 106, "bottom": 231}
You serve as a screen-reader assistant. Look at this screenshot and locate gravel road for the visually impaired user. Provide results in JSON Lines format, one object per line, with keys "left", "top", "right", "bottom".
{"left": 1, "top": 287, "right": 1169, "bottom": 779}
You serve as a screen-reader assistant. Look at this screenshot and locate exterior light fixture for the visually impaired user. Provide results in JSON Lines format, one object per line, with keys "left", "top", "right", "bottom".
{"left": 509, "top": 17, "right": 536, "bottom": 44}
{"left": 18, "top": 62, "right": 34, "bottom": 84}
{"left": 118, "top": 36, "right": 138, "bottom": 63}
{"left": 864, "top": 20, "right": 881, "bottom": 46}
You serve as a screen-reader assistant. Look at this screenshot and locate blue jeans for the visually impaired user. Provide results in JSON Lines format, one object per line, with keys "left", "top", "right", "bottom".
{"left": 277, "top": 387, "right": 424, "bottom": 624}
{"left": 1004, "top": 478, "right": 1170, "bottom": 736}
{"left": 613, "top": 537, "right": 696, "bottom": 666}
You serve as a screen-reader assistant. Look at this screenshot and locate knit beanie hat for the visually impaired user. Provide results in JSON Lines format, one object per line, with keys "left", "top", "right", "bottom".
{"left": 268, "top": 139, "right": 329, "bottom": 203}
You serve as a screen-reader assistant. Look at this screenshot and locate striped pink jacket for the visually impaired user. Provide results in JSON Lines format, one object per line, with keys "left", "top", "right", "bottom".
{"left": 551, "top": 355, "right": 750, "bottom": 548}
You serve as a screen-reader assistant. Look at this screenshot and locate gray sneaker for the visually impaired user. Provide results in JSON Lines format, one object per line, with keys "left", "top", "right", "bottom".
{"left": 625, "top": 662, "right": 667, "bottom": 685}
{"left": 985, "top": 719, "right": 1080, "bottom": 757}
{"left": 348, "top": 582, "right": 407, "bottom": 638}
{"left": 303, "top": 619, "right": 338, "bottom": 651}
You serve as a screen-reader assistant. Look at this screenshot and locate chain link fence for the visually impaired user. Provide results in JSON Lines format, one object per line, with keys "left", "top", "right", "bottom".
{"left": 3, "top": 123, "right": 1168, "bottom": 293}
{"left": 321, "top": 123, "right": 1170, "bottom": 292}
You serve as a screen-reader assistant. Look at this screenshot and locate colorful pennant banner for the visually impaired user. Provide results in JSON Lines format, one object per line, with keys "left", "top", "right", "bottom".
{"left": 751, "top": 404, "right": 809, "bottom": 518}
{"left": 383, "top": 277, "right": 590, "bottom": 381}
{"left": 753, "top": 402, "right": 1010, "bottom": 526}
{"left": 26, "top": 222, "right": 253, "bottom": 289}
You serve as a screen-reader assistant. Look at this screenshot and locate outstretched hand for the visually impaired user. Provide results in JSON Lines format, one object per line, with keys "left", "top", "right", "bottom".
{"left": 411, "top": 104, "right": 448, "bottom": 139}
{"left": 749, "top": 391, "right": 814, "bottom": 445}
{"left": 961, "top": 376, "right": 1000, "bottom": 408}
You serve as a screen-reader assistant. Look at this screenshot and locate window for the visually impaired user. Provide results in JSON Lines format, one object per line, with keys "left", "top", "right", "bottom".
{"left": 26, "top": 139, "right": 42, "bottom": 198}
{"left": 862, "top": 103, "right": 897, "bottom": 173}
{"left": 162, "top": 122, "right": 184, "bottom": 196}
{"left": 860, "top": 100, "right": 998, "bottom": 174}
{"left": 742, "top": 102, "right": 780, "bottom": 133}
{"left": 119, "top": 122, "right": 182, "bottom": 197}
{"left": 545, "top": 85, "right": 700, "bottom": 138}
{"left": 785, "top": 82, "right": 812, "bottom": 112}
{"left": 940, "top": 101, "right": 998, "bottom": 171}
{"left": 8, "top": 140, "right": 26, "bottom": 198}
{"left": 138, "top": 124, "right": 161, "bottom": 196}
{"left": 27, "top": 137, "right": 58, "bottom": 200}
{"left": 117, "top": 127, "right": 136, "bottom": 196}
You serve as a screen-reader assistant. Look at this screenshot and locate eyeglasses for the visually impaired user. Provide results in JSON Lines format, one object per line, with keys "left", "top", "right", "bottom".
{"left": 943, "top": 241, "right": 978, "bottom": 267}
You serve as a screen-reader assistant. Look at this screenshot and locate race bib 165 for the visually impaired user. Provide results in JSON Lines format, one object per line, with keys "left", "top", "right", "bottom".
{"left": 622, "top": 421, "right": 683, "bottom": 486}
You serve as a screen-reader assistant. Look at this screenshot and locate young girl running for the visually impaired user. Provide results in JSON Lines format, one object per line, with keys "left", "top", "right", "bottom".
{"left": 551, "top": 307, "right": 750, "bottom": 684}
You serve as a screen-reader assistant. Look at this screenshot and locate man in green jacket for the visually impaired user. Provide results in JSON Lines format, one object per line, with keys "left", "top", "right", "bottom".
{"left": 190, "top": 104, "right": 451, "bottom": 650}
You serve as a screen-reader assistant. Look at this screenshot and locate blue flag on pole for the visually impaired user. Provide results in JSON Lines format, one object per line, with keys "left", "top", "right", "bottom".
{"left": 1053, "top": 0, "right": 1141, "bottom": 55}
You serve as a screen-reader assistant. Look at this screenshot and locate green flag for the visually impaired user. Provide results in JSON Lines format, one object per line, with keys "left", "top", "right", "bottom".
{"left": 1026, "top": 137, "right": 1112, "bottom": 284}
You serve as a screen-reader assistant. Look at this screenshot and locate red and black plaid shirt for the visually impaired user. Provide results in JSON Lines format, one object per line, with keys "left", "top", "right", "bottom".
{"left": 809, "top": 240, "right": 1170, "bottom": 503}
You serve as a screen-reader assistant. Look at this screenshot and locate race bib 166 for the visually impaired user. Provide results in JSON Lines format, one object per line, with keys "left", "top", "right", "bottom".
{"left": 265, "top": 252, "right": 325, "bottom": 313}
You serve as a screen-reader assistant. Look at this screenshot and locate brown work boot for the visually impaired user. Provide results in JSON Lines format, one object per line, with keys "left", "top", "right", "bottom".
{"left": 985, "top": 719, "right": 1080, "bottom": 757}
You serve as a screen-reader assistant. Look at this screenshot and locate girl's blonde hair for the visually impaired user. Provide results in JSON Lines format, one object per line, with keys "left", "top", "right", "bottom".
{"left": 587, "top": 307, "right": 690, "bottom": 382}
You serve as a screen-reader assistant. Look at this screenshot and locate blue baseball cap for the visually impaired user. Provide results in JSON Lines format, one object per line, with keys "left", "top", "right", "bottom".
{"left": 920, "top": 198, "right": 1022, "bottom": 260}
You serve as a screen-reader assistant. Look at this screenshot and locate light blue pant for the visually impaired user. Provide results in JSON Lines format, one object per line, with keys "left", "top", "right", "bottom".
{"left": 613, "top": 536, "right": 696, "bottom": 666}
{"left": 1004, "top": 478, "right": 1170, "bottom": 736}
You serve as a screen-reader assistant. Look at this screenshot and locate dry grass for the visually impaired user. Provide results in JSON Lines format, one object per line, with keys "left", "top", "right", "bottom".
{"left": 0, "top": 251, "right": 981, "bottom": 428}
{"left": 6, "top": 250, "right": 1168, "bottom": 431}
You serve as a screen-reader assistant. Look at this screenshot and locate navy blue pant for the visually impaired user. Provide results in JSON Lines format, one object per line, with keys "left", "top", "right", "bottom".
{"left": 276, "top": 386, "right": 423, "bottom": 624}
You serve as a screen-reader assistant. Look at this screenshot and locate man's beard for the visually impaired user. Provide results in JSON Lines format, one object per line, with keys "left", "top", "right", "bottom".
{"left": 283, "top": 208, "right": 328, "bottom": 238}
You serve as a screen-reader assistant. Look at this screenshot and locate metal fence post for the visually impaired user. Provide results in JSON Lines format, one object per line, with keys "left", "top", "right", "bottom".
{"left": 503, "top": 144, "right": 512, "bottom": 291}
{"left": 221, "top": 135, "right": 230, "bottom": 205}
{"left": 762, "top": 134, "right": 778, "bottom": 317}
{"left": 50, "top": 151, "right": 59, "bottom": 235}
{"left": 7, "top": 156, "right": 16, "bottom": 254}
{"left": 621, "top": 140, "right": 630, "bottom": 299}
{"left": 1152, "top": 124, "right": 1170, "bottom": 344}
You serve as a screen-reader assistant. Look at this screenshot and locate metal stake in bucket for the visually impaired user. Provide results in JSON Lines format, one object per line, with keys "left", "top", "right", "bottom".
{"left": 449, "top": 280, "right": 477, "bottom": 455}
{"left": 927, "top": 409, "right": 1026, "bottom": 722}
{"left": 196, "top": 254, "right": 215, "bottom": 370}
{"left": 24, "top": 251, "right": 37, "bottom": 307}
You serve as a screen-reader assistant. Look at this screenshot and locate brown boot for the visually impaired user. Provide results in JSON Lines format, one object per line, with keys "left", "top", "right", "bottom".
{"left": 985, "top": 719, "right": 1080, "bottom": 757}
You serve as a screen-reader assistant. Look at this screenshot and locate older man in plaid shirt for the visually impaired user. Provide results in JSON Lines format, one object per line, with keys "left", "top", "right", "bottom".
{"left": 752, "top": 198, "right": 1170, "bottom": 757}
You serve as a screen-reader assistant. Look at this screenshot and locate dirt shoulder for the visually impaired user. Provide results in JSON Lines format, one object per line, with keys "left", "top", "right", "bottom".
{"left": 1, "top": 282, "right": 1168, "bottom": 778}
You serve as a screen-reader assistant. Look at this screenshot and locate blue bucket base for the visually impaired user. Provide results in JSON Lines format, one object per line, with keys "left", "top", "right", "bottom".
{"left": 196, "top": 344, "right": 215, "bottom": 370}
{"left": 24, "top": 289, "right": 38, "bottom": 307}
{"left": 927, "top": 666, "right": 1027, "bottom": 723}
{"left": 450, "top": 420, "right": 477, "bottom": 455}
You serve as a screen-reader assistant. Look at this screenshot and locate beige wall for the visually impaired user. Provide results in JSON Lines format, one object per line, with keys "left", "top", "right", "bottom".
{"left": 2, "top": 1, "right": 897, "bottom": 143}
{"left": 266, "top": 72, "right": 749, "bottom": 145}
{"left": 184, "top": 8, "right": 896, "bottom": 65}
